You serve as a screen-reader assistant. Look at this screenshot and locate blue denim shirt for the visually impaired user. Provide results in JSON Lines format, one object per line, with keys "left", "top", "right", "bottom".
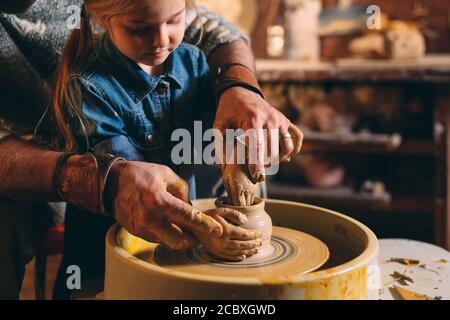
{"left": 73, "top": 34, "right": 216, "bottom": 199}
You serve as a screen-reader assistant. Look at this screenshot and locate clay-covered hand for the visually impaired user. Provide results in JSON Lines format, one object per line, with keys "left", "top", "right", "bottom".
{"left": 105, "top": 161, "right": 224, "bottom": 250}
{"left": 214, "top": 87, "right": 304, "bottom": 183}
{"left": 223, "top": 162, "right": 257, "bottom": 207}
{"left": 193, "top": 208, "right": 263, "bottom": 261}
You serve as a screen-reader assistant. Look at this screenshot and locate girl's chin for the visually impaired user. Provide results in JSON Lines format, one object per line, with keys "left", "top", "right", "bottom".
{"left": 138, "top": 57, "right": 166, "bottom": 68}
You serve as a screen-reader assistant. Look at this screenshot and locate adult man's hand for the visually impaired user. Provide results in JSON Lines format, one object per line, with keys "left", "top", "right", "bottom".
{"left": 105, "top": 161, "right": 224, "bottom": 250}
{"left": 214, "top": 87, "right": 304, "bottom": 183}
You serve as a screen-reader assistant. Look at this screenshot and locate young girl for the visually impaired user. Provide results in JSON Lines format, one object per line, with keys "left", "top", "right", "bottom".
{"left": 51, "top": 0, "right": 213, "bottom": 200}
{"left": 45, "top": 0, "right": 263, "bottom": 299}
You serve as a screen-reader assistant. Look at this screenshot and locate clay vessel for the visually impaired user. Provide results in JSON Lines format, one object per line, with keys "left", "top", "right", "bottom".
{"left": 215, "top": 196, "right": 275, "bottom": 260}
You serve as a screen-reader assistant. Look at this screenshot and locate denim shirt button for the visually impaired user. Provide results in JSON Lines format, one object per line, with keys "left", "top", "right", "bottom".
{"left": 156, "top": 83, "right": 168, "bottom": 94}
{"left": 147, "top": 134, "right": 156, "bottom": 144}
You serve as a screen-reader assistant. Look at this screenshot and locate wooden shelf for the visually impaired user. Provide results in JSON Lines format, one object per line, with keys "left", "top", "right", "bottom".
{"left": 267, "top": 181, "right": 433, "bottom": 214}
{"left": 299, "top": 130, "right": 434, "bottom": 156}
{"left": 302, "top": 130, "right": 401, "bottom": 152}
{"left": 256, "top": 55, "right": 450, "bottom": 83}
{"left": 267, "top": 182, "right": 391, "bottom": 211}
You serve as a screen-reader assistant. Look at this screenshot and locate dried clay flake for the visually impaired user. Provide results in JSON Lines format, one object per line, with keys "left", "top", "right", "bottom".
{"left": 387, "top": 258, "right": 420, "bottom": 266}
{"left": 391, "top": 271, "right": 414, "bottom": 286}
{"left": 393, "top": 286, "right": 437, "bottom": 300}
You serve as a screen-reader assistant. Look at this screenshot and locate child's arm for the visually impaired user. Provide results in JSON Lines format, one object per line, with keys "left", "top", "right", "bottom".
{"left": 73, "top": 78, "right": 145, "bottom": 161}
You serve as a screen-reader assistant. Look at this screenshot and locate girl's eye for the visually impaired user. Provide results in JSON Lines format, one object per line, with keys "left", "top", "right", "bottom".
{"left": 127, "top": 26, "right": 150, "bottom": 35}
{"left": 168, "top": 18, "right": 182, "bottom": 25}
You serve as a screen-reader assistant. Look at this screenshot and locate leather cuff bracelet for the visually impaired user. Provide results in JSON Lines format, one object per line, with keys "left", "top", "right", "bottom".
{"left": 214, "top": 63, "right": 265, "bottom": 103}
{"left": 0, "top": 132, "right": 13, "bottom": 145}
{"left": 55, "top": 152, "right": 125, "bottom": 215}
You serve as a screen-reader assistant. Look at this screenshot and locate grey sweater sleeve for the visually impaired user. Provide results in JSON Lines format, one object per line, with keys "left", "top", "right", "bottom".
{"left": 184, "top": 6, "right": 250, "bottom": 57}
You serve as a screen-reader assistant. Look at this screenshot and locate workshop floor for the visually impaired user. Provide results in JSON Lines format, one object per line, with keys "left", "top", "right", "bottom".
{"left": 20, "top": 255, "right": 62, "bottom": 300}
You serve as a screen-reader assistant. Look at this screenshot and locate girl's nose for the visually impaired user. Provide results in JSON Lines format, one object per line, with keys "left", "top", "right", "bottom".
{"left": 151, "top": 24, "right": 170, "bottom": 48}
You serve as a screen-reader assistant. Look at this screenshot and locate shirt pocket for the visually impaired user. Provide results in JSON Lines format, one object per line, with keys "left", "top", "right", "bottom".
{"left": 172, "top": 88, "right": 198, "bottom": 130}
{"left": 122, "top": 111, "right": 163, "bottom": 151}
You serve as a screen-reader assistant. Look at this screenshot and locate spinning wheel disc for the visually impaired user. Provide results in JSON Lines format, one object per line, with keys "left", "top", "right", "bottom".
{"left": 120, "top": 227, "right": 329, "bottom": 279}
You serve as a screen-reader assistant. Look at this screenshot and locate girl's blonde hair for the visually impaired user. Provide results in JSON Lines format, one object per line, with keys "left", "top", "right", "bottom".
{"left": 51, "top": 0, "right": 196, "bottom": 151}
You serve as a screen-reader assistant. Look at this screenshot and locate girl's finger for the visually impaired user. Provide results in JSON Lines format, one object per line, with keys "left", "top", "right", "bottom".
{"left": 207, "top": 208, "right": 247, "bottom": 225}
{"left": 227, "top": 225, "right": 262, "bottom": 241}
{"left": 243, "top": 190, "right": 253, "bottom": 206}
{"left": 228, "top": 179, "right": 242, "bottom": 207}
{"left": 218, "top": 248, "right": 259, "bottom": 257}
{"left": 224, "top": 239, "right": 263, "bottom": 250}
{"left": 236, "top": 184, "right": 247, "bottom": 207}
{"left": 211, "top": 253, "right": 246, "bottom": 262}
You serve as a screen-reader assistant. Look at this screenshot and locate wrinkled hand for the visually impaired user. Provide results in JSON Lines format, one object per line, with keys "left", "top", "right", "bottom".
{"left": 106, "top": 161, "right": 224, "bottom": 250}
{"left": 193, "top": 208, "right": 263, "bottom": 261}
{"left": 214, "top": 87, "right": 303, "bottom": 204}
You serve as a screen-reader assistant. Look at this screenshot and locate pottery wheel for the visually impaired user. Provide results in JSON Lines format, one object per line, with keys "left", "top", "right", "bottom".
{"left": 121, "top": 227, "right": 330, "bottom": 279}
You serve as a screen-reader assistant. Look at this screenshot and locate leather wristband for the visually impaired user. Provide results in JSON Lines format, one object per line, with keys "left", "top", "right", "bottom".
{"left": 0, "top": 132, "right": 13, "bottom": 145}
{"left": 214, "top": 63, "right": 265, "bottom": 104}
{"left": 55, "top": 152, "right": 125, "bottom": 215}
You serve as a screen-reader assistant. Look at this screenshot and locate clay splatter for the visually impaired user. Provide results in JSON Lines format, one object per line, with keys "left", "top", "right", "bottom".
{"left": 391, "top": 271, "right": 414, "bottom": 286}
{"left": 387, "top": 258, "right": 420, "bottom": 266}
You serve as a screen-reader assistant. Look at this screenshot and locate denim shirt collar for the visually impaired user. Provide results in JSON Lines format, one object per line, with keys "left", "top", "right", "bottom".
{"left": 100, "top": 33, "right": 183, "bottom": 103}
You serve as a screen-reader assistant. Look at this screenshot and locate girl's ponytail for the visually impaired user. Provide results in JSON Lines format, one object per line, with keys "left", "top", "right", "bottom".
{"left": 51, "top": 4, "right": 94, "bottom": 151}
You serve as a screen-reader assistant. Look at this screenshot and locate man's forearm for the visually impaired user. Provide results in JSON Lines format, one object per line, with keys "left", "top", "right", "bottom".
{"left": 0, "top": 136, "right": 123, "bottom": 215}
{"left": 0, "top": 137, "right": 60, "bottom": 201}
{"left": 208, "top": 38, "right": 256, "bottom": 74}
{"left": 208, "top": 38, "right": 264, "bottom": 103}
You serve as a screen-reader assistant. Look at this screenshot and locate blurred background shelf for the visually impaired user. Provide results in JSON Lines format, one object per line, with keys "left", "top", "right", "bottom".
{"left": 256, "top": 57, "right": 449, "bottom": 248}
{"left": 301, "top": 130, "right": 402, "bottom": 153}
{"left": 300, "top": 131, "right": 434, "bottom": 156}
{"left": 256, "top": 55, "right": 450, "bottom": 83}
{"left": 267, "top": 181, "right": 434, "bottom": 214}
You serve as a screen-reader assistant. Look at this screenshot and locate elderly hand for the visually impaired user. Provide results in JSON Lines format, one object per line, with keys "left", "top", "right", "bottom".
{"left": 106, "top": 161, "right": 224, "bottom": 250}
{"left": 215, "top": 87, "right": 303, "bottom": 183}
{"left": 193, "top": 207, "right": 263, "bottom": 261}
{"left": 214, "top": 87, "right": 303, "bottom": 205}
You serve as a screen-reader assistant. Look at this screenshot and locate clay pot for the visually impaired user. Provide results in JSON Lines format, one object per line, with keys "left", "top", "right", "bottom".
{"left": 215, "top": 196, "right": 275, "bottom": 260}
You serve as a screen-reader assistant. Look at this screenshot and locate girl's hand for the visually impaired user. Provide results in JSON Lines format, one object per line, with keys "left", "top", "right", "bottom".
{"left": 192, "top": 208, "right": 263, "bottom": 261}
{"left": 106, "top": 161, "right": 224, "bottom": 250}
{"left": 223, "top": 161, "right": 257, "bottom": 207}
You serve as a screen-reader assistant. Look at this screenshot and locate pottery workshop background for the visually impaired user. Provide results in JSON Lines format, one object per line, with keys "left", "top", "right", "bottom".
{"left": 200, "top": 0, "right": 450, "bottom": 247}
